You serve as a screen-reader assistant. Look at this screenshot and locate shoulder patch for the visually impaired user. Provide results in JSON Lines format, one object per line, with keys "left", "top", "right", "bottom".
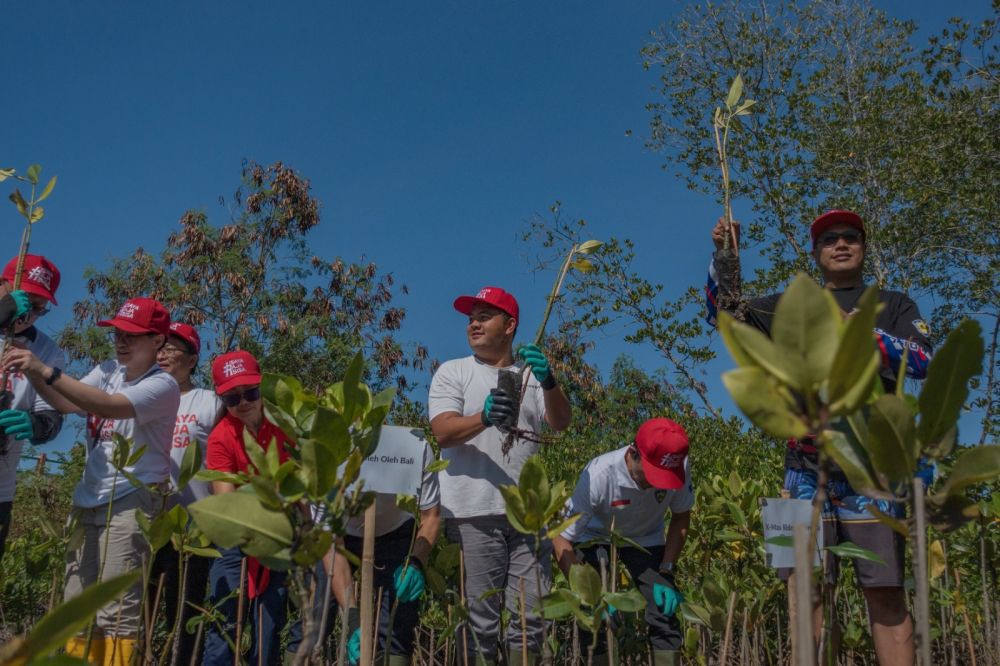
{"left": 913, "top": 319, "right": 930, "bottom": 336}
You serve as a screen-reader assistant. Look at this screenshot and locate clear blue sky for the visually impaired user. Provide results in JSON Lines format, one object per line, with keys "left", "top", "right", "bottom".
{"left": 3, "top": 1, "right": 989, "bottom": 457}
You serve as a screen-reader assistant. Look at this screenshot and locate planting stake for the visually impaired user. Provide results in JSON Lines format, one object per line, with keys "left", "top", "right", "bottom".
{"left": 913, "top": 477, "right": 930, "bottom": 666}
{"left": 360, "top": 502, "right": 377, "bottom": 666}
{"left": 793, "top": 524, "right": 815, "bottom": 666}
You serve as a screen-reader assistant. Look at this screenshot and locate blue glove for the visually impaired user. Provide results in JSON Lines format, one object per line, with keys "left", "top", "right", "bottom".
{"left": 517, "top": 344, "right": 555, "bottom": 388}
{"left": 0, "top": 410, "right": 33, "bottom": 440}
{"left": 653, "top": 581, "right": 683, "bottom": 617}
{"left": 915, "top": 458, "right": 936, "bottom": 490}
{"left": 347, "top": 627, "right": 361, "bottom": 664}
{"left": 481, "top": 389, "right": 516, "bottom": 427}
{"left": 393, "top": 561, "right": 426, "bottom": 603}
{"left": 10, "top": 291, "right": 30, "bottom": 319}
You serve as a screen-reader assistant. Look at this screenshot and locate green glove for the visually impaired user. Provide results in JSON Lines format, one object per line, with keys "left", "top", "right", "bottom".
{"left": 10, "top": 291, "right": 30, "bottom": 319}
{"left": 481, "top": 389, "right": 516, "bottom": 427}
{"left": 346, "top": 627, "right": 361, "bottom": 664}
{"left": 652, "top": 580, "right": 683, "bottom": 617}
{"left": 0, "top": 409, "right": 33, "bottom": 441}
{"left": 518, "top": 344, "right": 556, "bottom": 389}
{"left": 393, "top": 559, "right": 426, "bottom": 603}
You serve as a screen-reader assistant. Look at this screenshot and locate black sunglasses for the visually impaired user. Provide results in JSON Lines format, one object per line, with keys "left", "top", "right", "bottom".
{"left": 817, "top": 229, "right": 864, "bottom": 248}
{"left": 220, "top": 386, "right": 261, "bottom": 408}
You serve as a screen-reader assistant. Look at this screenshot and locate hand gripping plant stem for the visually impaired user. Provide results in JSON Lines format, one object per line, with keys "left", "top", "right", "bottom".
{"left": 0, "top": 164, "right": 56, "bottom": 455}
{"left": 501, "top": 238, "right": 602, "bottom": 456}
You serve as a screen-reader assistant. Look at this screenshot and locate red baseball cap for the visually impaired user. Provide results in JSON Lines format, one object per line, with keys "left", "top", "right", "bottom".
{"left": 810, "top": 210, "right": 865, "bottom": 246}
{"left": 634, "top": 418, "right": 689, "bottom": 490}
{"left": 212, "top": 350, "right": 262, "bottom": 395}
{"left": 2, "top": 254, "right": 61, "bottom": 305}
{"left": 97, "top": 297, "right": 171, "bottom": 336}
{"left": 453, "top": 286, "right": 519, "bottom": 320}
{"left": 168, "top": 322, "right": 201, "bottom": 354}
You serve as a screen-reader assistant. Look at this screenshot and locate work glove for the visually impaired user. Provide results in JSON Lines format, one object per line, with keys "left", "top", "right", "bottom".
{"left": 652, "top": 578, "right": 683, "bottom": 618}
{"left": 393, "top": 559, "right": 426, "bottom": 603}
{"left": 346, "top": 607, "right": 361, "bottom": 664}
{"left": 347, "top": 628, "right": 361, "bottom": 665}
{"left": 0, "top": 409, "right": 33, "bottom": 441}
{"left": 517, "top": 344, "right": 556, "bottom": 389}
{"left": 481, "top": 388, "right": 516, "bottom": 428}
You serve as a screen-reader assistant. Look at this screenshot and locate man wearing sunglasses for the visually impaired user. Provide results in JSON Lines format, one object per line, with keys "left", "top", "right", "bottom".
{"left": 705, "top": 210, "right": 932, "bottom": 665}
{"left": 203, "top": 350, "right": 293, "bottom": 666}
{"left": 0, "top": 254, "right": 65, "bottom": 561}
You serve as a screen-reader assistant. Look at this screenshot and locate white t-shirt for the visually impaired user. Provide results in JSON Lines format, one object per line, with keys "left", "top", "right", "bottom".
{"left": 560, "top": 445, "right": 695, "bottom": 548}
{"left": 0, "top": 330, "right": 66, "bottom": 502}
{"left": 427, "top": 355, "right": 547, "bottom": 519}
{"left": 345, "top": 441, "right": 440, "bottom": 537}
{"left": 74, "top": 361, "right": 180, "bottom": 508}
{"left": 169, "top": 388, "right": 224, "bottom": 507}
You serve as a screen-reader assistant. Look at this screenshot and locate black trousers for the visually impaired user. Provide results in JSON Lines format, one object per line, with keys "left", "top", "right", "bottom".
{"left": 579, "top": 544, "right": 682, "bottom": 653}
{"left": 149, "top": 544, "right": 213, "bottom": 664}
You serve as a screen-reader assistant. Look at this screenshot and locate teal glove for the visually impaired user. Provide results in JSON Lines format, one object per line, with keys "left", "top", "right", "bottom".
{"left": 346, "top": 627, "right": 361, "bottom": 664}
{"left": 481, "top": 389, "right": 516, "bottom": 427}
{"left": 517, "top": 344, "right": 552, "bottom": 385}
{"left": 0, "top": 410, "right": 33, "bottom": 440}
{"left": 393, "top": 560, "right": 426, "bottom": 603}
{"left": 652, "top": 581, "right": 683, "bottom": 617}
{"left": 10, "top": 291, "right": 30, "bottom": 319}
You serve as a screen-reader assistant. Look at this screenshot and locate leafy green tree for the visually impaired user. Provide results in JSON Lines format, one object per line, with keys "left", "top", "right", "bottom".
{"left": 640, "top": 0, "right": 998, "bottom": 440}
{"left": 58, "top": 160, "right": 428, "bottom": 399}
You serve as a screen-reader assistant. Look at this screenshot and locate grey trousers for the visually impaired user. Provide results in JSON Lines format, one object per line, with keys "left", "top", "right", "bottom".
{"left": 447, "top": 515, "right": 552, "bottom": 662}
{"left": 64, "top": 487, "right": 161, "bottom": 637}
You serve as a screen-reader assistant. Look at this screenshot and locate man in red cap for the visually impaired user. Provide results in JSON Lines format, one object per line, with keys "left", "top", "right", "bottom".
{"left": 0, "top": 254, "right": 66, "bottom": 561}
{"left": 705, "top": 211, "right": 932, "bottom": 665}
{"left": 4, "top": 296, "right": 180, "bottom": 663}
{"left": 553, "top": 418, "right": 694, "bottom": 666}
{"left": 149, "top": 321, "right": 224, "bottom": 664}
{"left": 203, "top": 349, "right": 294, "bottom": 666}
{"left": 429, "top": 286, "right": 571, "bottom": 665}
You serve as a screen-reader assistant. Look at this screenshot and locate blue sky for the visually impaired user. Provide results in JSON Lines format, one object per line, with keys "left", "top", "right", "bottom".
{"left": 3, "top": 1, "right": 990, "bottom": 457}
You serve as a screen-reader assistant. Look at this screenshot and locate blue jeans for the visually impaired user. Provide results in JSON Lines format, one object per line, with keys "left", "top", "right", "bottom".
{"left": 202, "top": 547, "right": 288, "bottom": 666}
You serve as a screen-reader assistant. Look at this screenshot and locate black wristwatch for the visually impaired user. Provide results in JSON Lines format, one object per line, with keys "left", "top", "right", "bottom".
{"left": 45, "top": 367, "right": 63, "bottom": 385}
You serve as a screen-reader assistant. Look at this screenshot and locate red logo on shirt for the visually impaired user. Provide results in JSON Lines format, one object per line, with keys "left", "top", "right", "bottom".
{"left": 611, "top": 499, "right": 631, "bottom": 507}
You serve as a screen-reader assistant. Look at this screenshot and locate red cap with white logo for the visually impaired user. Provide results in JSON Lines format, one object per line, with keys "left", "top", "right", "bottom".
{"left": 2, "top": 254, "right": 61, "bottom": 305}
{"left": 97, "top": 297, "right": 171, "bottom": 336}
{"left": 212, "top": 350, "right": 262, "bottom": 395}
{"left": 453, "top": 286, "right": 519, "bottom": 320}
{"left": 168, "top": 322, "right": 201, "bottom": 354}
{"left": 634, "top": 418, "right": 689, "bottom": 490}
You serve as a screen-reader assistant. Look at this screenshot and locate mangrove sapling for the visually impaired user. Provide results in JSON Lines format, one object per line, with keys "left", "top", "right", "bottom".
{"left": 0, "top": 163, "right": 56, "bottom": 457}
{"left": 710, "top": 75, "right": 755, "bottom": 319}
{"left": 499, "top": 238, "right": 602, "bottom": 457}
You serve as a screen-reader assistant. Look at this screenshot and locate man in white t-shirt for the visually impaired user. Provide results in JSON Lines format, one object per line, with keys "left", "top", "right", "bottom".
{"left": 4, "top": 296, "right": 180, "bottom": 663}
{"left": 0, "top": 254, "right": 65, "bottom": 561}
{"left": 428, "top": 286, "right": 571, "bottom": 665}
{"left": 150, "top": 321, "right": 223, "bottom": 664}
{"left": 553, "top": 418, "right": 694, "bottom": 666}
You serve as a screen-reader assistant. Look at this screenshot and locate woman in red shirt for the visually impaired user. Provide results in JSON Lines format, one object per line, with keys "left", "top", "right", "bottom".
{"left": 202, "top": 350, "right": 293, "bottom": 666}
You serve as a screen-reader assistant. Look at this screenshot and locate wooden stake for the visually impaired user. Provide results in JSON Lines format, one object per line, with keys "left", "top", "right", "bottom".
{"left": 913, "top": 478, "right": 931, "bottom": 666}
{"left": 235, "top": 557, "right": 247, "bottom": 666}
{"left": 793, "top": 524, "right": 815, "bottom": 666}
{"left": 360, "top": 502, "right": 377, "bottom": 666}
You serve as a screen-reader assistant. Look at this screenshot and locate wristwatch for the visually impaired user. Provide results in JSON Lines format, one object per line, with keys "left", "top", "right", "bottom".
{"left": 658, "top": 562, "right": 675, "bottom": 575}
{"left": 45, "top": 367, "right": 63, "bottom": 385}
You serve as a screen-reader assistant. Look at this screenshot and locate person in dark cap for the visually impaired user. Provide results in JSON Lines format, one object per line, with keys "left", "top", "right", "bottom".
{"left": 0, "top": 254, "right": 65, "bottom": 561}
{"left": 428, "top": 286, "right": 571, "bottom": 666}
{"left": 705, "top": 211, "right": 931, "bottom": 665}
{"left": 553, "top": 418, "right": 694, "bottom": 666}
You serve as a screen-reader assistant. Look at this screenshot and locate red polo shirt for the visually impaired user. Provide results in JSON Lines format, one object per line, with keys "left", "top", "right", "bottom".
{"left": 205, "top": 413, "right": 293, "bottom": 475}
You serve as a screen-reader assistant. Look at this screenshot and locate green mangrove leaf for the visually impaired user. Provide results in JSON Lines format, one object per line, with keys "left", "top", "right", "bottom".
{"left": 569, "top": 563, "right": 603, "bottom": 607}
{"left": 772, "top": 274, "right": 841, "bottom": 390}
{"left": 722, "top": 367, "right": 808, "bottom": 439}
{"left": 866, "top": 395, "right": 917, "bottom": 484}
{"left": 939, "top": 445, "right": 1000, "bottom": 497}
{"left": 917, "top": 320, "right": 983, "bottom": 455}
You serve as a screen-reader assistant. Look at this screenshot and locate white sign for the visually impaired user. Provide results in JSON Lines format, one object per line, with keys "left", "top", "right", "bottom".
{"left": 356, "top": 425, "right": 425, "bottom": 496}
{"left": 761, "top": 498, "right": 823, "bottom": 569}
